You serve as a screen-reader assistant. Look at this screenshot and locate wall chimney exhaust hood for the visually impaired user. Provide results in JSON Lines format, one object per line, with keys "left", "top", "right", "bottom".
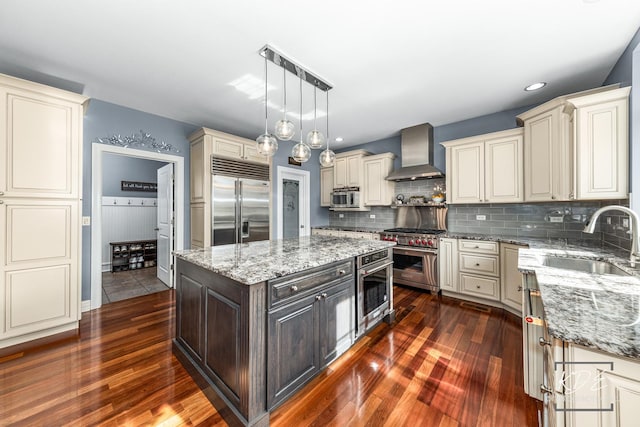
{"left": 386, "top": 123, "right": 444, "bottom": 181}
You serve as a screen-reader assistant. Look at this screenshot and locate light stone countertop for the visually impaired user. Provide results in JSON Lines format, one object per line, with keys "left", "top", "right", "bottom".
{"left": 518, "top": 244, "right": 640, "bottom": 359}
{"left": 174, "top": 235, "right": 395, "bottom": 285}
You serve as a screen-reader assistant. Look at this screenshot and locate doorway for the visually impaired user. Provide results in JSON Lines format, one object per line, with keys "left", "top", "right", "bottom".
{"left": 276, "top": 166, "right": 310, "bottom": 239}
{"left": 91, "top": 144, "right": 185, "bottom": 310}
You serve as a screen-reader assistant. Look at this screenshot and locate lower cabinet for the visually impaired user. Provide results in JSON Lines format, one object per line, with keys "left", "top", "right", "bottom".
{"left": 500, "top": 243, "right": 526, "bottom": 312}
{"left": 438, "top": 238, "right": 458, "bottom": 292}
{"left": 267, "top": 277, "right": 354, "bottom": 410}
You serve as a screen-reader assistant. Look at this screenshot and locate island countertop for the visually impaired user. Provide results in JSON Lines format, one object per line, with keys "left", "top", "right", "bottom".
{"left": 174, "top": 235, "right": 396, "bottom": 285}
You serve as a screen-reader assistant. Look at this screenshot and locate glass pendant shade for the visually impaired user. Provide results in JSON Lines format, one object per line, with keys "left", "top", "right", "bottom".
{"left": 292, "top": 142, "right": 311, "bottom": 162}
{"left": 306, "top": 130, "right": 325, "bottom": 149}
{"left": 256, "top": 133, "right": 278, "bottom": 156}
{"left": 275, "top": 118, "right": 295, "bottom": 140}
{"left": 319, "top": 148, "right": 335, "bottom": 167}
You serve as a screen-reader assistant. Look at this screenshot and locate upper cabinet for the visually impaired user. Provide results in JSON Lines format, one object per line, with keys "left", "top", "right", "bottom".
{"left": 363, "top": 153, "right": 395, "bottom": 206}
{"left": 320, "top": 167, "right": 333, "bottom": 207}
{"left": 333, "top": 150, "right": 370, "bottom": 188}
{"left": 442, "top": 128, "right": 523, "bottom": 204}
{"left": 517, "top": 85, "right": 630, "bottom": 201}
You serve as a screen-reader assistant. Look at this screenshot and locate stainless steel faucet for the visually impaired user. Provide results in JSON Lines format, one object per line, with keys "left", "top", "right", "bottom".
{"left": 583, "top": 205, "right": 640, "bottom": 267}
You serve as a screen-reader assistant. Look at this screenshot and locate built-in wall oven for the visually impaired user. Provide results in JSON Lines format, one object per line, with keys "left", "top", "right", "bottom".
{"left": 356, "top": 248, "right": 393, "bottom": 337}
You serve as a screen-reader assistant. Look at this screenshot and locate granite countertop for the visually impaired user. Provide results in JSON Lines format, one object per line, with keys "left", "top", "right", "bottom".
{"left": 174, "top": 235, "right": 395, "bottom": 285}
{"left": 518, "top": 245, "right": 640, "bottom": 359}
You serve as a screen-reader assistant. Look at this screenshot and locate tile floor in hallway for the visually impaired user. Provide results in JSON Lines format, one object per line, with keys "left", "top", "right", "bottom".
{"left": 102, "top": 267, "right": 170, "bottom": 304}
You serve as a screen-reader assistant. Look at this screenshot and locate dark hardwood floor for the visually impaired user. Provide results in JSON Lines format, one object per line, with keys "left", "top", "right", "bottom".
{"left": 0, "top": 286, "right": 539, "bottom": 426}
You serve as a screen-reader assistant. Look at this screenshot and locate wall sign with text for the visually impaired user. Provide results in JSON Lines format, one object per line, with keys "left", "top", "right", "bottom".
{"left": 121, "top": 181, "right": 157, "bottom": 192}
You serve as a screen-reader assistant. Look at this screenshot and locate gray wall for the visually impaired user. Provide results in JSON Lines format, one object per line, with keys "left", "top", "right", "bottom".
{"left": 82, "top": 99, "right": 198, "bottom": 300}
{"left": 102, "top": 153, "right": 167, "bottom": 197}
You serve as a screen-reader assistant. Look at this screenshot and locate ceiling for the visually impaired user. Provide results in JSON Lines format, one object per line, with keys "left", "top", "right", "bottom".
{"left": 1, "top": 0, "right": 640, "bottom": 149}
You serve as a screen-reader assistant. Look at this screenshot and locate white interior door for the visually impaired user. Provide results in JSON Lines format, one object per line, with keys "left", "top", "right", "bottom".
{"left": 277, "top": 167, "right": 310, "bottom": 239}
{"left": 157, "top": 163, "right": 174, "bottom": 286}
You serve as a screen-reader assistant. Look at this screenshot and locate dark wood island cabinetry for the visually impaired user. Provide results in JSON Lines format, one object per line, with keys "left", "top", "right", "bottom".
{"left": 172, "top": 236, "right": 394, "bottom": 427}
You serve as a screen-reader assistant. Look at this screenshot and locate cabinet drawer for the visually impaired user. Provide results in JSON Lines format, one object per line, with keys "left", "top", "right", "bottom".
{"left": 269, "top": 260, "right": 353, "bottom": 309}
{"left": 458, "top": 239, "right": 499, "bottom": 254}
{"left": 459, "top": 273, "right": 500, "bottom": 300}
{"left": 459, "top": 253, "right": 499, "bottom": 276}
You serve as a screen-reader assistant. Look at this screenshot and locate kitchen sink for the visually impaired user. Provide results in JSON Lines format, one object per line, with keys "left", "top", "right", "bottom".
{"left": 542, "top": 257, "right": 630, "bottom": 276}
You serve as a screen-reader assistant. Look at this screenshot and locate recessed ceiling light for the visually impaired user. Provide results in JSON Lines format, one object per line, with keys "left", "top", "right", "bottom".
{"left": 335, "top": 137, "right": 344, "bottom": 142}
{"left": 524, "top": 82, "right": 547, "bottom": 92}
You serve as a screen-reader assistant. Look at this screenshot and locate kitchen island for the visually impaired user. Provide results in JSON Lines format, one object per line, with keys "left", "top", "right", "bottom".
{"left": 172, "top": 236, "right": 395, "bottom": 427}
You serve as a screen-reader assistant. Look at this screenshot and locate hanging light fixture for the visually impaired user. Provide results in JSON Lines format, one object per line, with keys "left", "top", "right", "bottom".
{"left": 256, "top": 54, "right": 278, "bottom": 156}
{"left": 274, "top": 66, "right": 295, "bottom": 140}
{"left": 319, "top": 89, "right": 335, "bottom": 167}
{"left": 306, "top": 86, "right": 325, "bottom": 149}
{"left": 292, "top": 73, "right": 311, "bottom": 162}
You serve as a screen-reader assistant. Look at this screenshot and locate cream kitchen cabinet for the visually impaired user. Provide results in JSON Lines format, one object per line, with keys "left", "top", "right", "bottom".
{"left": 500, "top": 243, "right": 527, "bottom": 313}
{"left": 563, "top": 344, "right": 640, "bottom": 427}
{"left": 442, "top": 128, "right": 523, "bottom": 204}
{"left": 438, "top": 238, "right": 458, "bottom": 292}
{"left": 320, "top": 167, "right": 333, "bottom": 207}
{"left": 363, "top": 153, "right": 395, "bottom": 206}
{"left": 517, "top": 85, "right": 629, "bottom": 202}
{"left": 188, "top": 127, "right": 271, "bottom": 248}
{"left": 0, "top": 73, "right": 88, "bottom": 349}
{"left": 333, "top": 149, "right": 371, "bottom": 189}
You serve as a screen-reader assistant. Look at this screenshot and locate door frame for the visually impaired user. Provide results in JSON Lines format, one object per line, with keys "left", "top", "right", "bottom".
{"left": 90, "top": 144, "right": 185, "bottom": 309}
{"left": 276, "top": 166, "right": 310, "bottom": 239}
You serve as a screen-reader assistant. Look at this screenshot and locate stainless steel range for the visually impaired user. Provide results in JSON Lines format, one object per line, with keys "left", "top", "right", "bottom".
{"left": 380, "top": 227, "right": 445, "bottom": 293}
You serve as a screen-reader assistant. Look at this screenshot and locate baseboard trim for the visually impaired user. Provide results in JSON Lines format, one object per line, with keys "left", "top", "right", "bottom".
{"left": 81, "top": 300, "right": 92, "bottom": 313}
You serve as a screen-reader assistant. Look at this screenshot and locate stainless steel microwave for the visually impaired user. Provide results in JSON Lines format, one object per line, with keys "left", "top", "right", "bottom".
{"left": 331, "top": 187, "right": 360, "bottom": 208}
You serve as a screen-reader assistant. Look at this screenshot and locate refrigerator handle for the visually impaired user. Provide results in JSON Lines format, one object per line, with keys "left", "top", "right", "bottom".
{"left": 238, "top": 180, "right": 250, "bottom": 240}
{"left": 242, "top": 221, "right": 250, "bottom": 238}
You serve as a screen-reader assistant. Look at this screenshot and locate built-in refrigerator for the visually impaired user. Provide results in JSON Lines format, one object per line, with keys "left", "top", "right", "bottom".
{"left": 211, "top": 157, "right": 270, "bottom": 246}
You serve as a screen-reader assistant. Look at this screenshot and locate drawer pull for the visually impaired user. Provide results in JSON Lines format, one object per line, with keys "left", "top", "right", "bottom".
{"left": 315, "top": 295, "right": 322, "bottom": 301}
{"left": 321, "top": 293, "right": 328, "bottom": 298}
{"left": 475, "top": 245, "right": 479, "bottom": 248}
{"left": 517, "top": 286, "right": 523, "bottom": 292}
{"left": 290, "top": 285, "right": 299, "bottom": 292}
{"left": 338, "top": 269, "right": 346, "bottom": 275}
{"left": 475, "top": 263, "right": 480, "bottom": 266}
{"left": 476, "top": 285, "right": 481, "bottom": 289}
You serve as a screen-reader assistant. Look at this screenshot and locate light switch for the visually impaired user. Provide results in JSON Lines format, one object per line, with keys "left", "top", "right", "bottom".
{"left": 476, "top": 215, "right": 486, "bottom": 221}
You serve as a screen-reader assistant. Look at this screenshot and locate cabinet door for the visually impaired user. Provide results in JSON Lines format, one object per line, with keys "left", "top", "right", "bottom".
{"left": 447, "top": 142, "right": 484, "bottom": 204}
{"left": 346, "top": 155, "right": 361, "bottom": 187}
{"left": 333, "top": 157, "right": 348, "bottom": 188}
{"left": 190, "top": 140, "right": 206, "bottom": 203}
{"left": 267, "top": 294, "right": 320, "bottom": 409}
{"left": 500, "top": 243, "right": 525, "bottom": 312}
{"left": 438, "top": 238, "right": 458, "bottom": 292}
{"left": 320, "top": 167, "right": 334, "bottom": 207}
{"left": 213, "top": 137, "right": 244, "bottom": 160}
{"left": 363, "top": 157, "right": 394, "bottom": 206}
{"left": 485, "top": 134, "right": 523, "bottom": 203}
{"left": 319, "top": 279, "right": 354, "bottom": 367}
{"left": 244, "top": 143, "right": 270, "bottom": 165}
{"left": 575, "top": 98, "right": 628, "bottom": 199}
{"left": 0, "top": 87, "right": 82, "bottom": 199}
{"left": 176, "top": 268, "right": 204, "bottom": 359}
{"left": 0, "top": 199, "right": 80, "bottom": 340}
{"left": 524, "top": 110, "right": 555, "bottom": 201}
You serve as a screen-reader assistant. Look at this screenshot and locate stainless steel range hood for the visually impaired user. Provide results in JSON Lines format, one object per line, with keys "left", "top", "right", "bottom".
{"left": 385, "top": 123, "right": 445, "bottom": 181}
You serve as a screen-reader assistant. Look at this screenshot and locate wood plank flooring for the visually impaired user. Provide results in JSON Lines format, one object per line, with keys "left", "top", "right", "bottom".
{"left": 0, "top": 286, "right": 539, "bottom": 426}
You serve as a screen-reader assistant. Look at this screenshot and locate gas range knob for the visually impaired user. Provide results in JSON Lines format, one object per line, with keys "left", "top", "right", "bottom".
{"left": 408, "top": 239, "right": 414, "bottom": 246}
{"left": 427, "top": 239, "right": 433, "bottom": 246}
{"left": 392, "top": 236, "right": 398, "bottom": 242}
{"left": 422, "top": 239, "right": 428, "bottom": 246}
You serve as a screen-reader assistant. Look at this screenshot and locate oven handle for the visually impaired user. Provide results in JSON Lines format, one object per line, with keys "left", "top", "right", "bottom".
{"left": 361, "top": 261, "right": 393, "bottom": 276}
{"left": 393, "top": 247, "right": 438, "bottom": 255}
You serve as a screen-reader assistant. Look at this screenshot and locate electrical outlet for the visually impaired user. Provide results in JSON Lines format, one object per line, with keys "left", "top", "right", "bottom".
{"left": 549, "top": 216, "right": 563, "bottom": 223}
{"left": 82, "top": 216, "right": 91, "bottom": 226}
{"left": 623, "top": 218, "right": 629, "bottom": 228}
{"left": 338, "top": 213, "right": 344, "bottom": 218}
{"left": 369, "top": 214, "right": 376, "bottom": 219}
{"left": 476, "top": 214, "right": 486, "bottom": 221}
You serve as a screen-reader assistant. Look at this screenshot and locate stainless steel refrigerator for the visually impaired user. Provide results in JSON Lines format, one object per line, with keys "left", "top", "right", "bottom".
{"left": 211, "top": 158, "right": 270, "bottom": 246}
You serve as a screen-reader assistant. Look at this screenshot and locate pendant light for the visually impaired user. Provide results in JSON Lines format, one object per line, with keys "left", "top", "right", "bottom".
{"left": 306, "top": 86, "right": 325, "bottom": 149}
{"left": 319, "top": 89, "right": 335, "bottom": 167}
{"left": 256, "top": 54, "right": 278, "bottom": 156}
{"left": 292, "top": 74, "right": 311, "bottom": 162}
{"left": 274, "top": 66, "right": 295, "bottom": 140}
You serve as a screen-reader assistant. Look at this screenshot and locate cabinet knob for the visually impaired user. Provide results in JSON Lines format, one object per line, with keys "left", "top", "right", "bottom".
{"left": 517, "top": 286, "right": 523, "bottom": 292}
{"left": 0, "top": 191, "right": 4, "bottom": 196}
{"left": 476, "top": 285, "right": 481, "bottom": 289}
{"left": 475, "top": 263, "right": 480, "bottom": 267}
{"left": 290, "top": 285, "right": 298, "bottom": 292}
{"left": 0, "top": 200, "right": 3, "bottom": 204}
{"left": 338, "top": 269, "right": 346, "bottom": 275}
{"left": 540, "top": 384, "right": 553, "bottom": 395}
{"left": 551, "top": 195, "right": 556, "bottom": 200}
{"left": 315, "top": 295, "right": 322, "bottom": 301}
{"left": 538, "top": 337, "right": 552, "bottom": 347}
{"left": 321, "top": 293, "right": 328, "bottom": 298}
